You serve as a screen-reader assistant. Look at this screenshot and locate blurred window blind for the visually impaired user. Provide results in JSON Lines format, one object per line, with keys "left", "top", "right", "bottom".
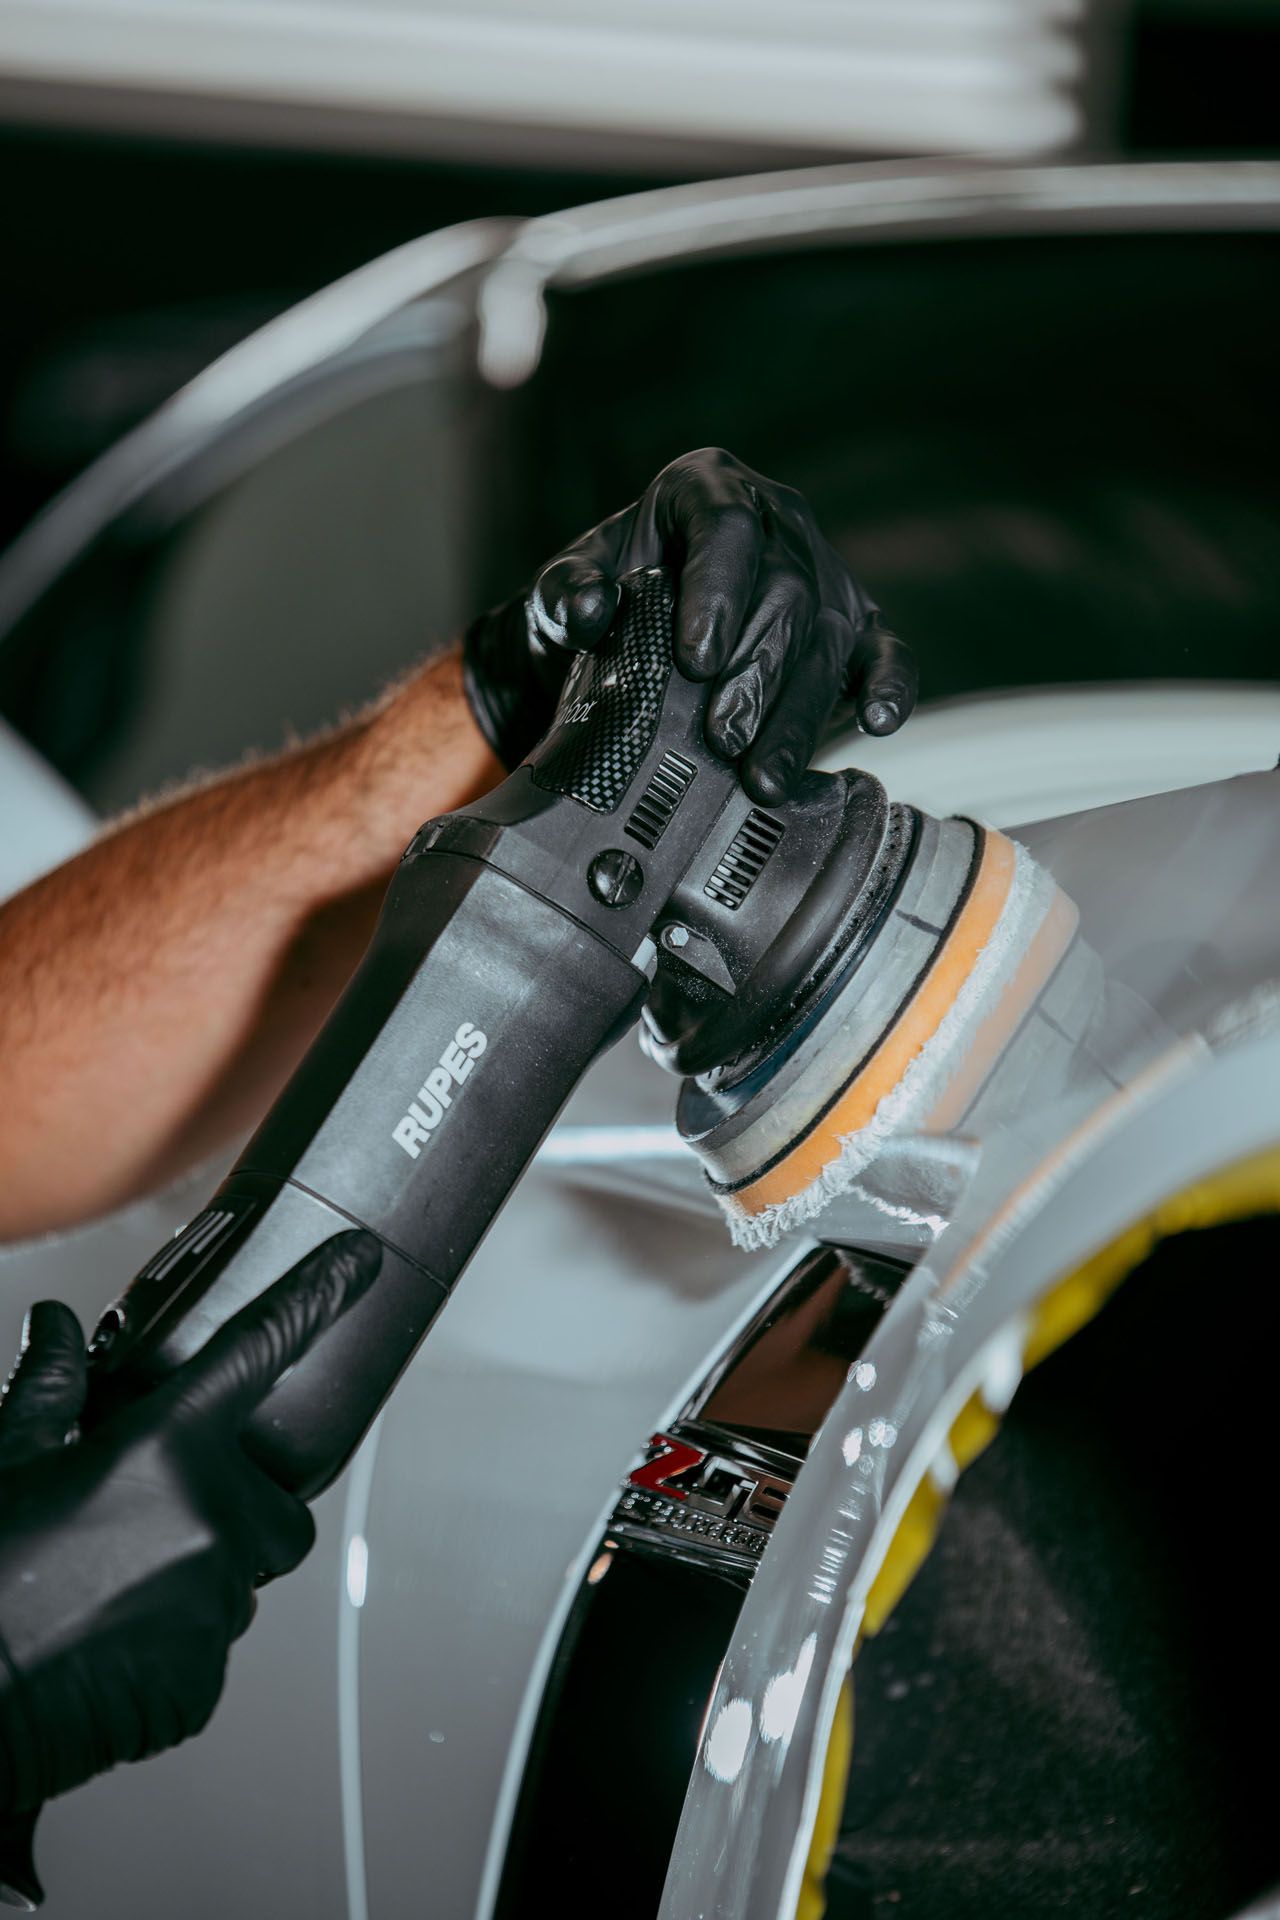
{"left": 0, "top": 0, "right": 1086, "bottom": 156}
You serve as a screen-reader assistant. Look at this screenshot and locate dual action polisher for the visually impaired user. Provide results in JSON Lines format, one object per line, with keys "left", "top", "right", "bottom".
{"left": 86, "top": 570, "right": 1083, "bottom": 1498}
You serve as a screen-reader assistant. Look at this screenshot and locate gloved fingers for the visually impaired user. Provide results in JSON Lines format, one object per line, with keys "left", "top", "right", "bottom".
{"left": 703, "top": 556, "right": 818, "bottom": 765}
{"left": 177, "top": 1653, "right": 230, "bottom": 1744}
{"left": 89, "top": 1642, "right": 226, "bottom": 1765}
{"left": 133, "top": 1635, "right": 229, "bottom": 1746}
{"left": 536, "top": 466, "right": 769, "bottom": 683}
{"left": 241, "top": 1475, "right": 317, "bottom": 1588}
{"left": 531, "top": 539, "right": 623, "bottom": 656}
{"left": 739, "top": 608, "right": 849, "bottom": 806}
{"left": 846, "top": 612, "right": 918, "bottom": 736}
{"left": 660, "top": 465, "right": 765, "bottom": 681}
{"left": 166, "top": 1230, "right": 381, "bottom": 1429}
{"left": 0, "top": 1301, "right": 87, "bottom": 1469}
{"left": 140, "top": 1673, "right": 192, "bottom": 1758}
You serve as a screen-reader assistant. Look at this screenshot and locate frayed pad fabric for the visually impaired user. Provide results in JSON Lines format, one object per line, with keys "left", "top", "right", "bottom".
{"left": 716, "top": 840, "right": 1058, "bottom": 1251}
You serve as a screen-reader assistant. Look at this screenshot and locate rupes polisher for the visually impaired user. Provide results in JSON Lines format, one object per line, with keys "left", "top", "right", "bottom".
{"left": 85, "top": 569, "right": 1079, "bottom": 1497}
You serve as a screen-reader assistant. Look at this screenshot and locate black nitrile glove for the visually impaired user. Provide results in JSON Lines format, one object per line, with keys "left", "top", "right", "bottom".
{"left": 0, "top": 1230, "right": 381, "bottom": 1906}
{"left": 463, "top": 447, "right": 917, "bottom": 805}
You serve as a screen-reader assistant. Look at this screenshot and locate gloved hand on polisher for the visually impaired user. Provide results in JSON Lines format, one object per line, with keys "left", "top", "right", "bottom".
{"left": 463, "top": 447, "right": 917, "bottom": 805}
{"left": 0, "top": 1231, "right": 380, "bottom": 1908}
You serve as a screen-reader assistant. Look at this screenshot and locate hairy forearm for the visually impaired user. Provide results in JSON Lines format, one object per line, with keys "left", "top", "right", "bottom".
{"left": 0, "top": 649, "right": 502, "bottom": 1241}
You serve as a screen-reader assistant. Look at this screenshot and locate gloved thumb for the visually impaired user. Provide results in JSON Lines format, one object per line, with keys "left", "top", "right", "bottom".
{"left": 531, "top": 548, "right": 620, "bottom": 655}
{"left": 167, "top": 1230, "right": 382, "bottom": 1428}
{"left": 0, "top": 1302, "right": 86, "bottom": 1470}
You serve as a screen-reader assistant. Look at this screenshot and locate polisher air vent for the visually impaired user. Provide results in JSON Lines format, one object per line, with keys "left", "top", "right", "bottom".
{"left": 625, "top": 750, "right": 697, "bottom": 849}
{"left": 704, "top": 809, "right": 785, "bottom": 910}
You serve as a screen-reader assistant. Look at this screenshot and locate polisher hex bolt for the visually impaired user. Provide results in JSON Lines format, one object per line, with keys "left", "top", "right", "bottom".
{"left": 663, "top": 924, "right": 690, "bottom": 950}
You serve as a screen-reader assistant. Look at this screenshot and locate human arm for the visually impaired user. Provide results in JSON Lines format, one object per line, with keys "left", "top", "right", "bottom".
{"left": 0, "top": 650, "right": 501, "bottom": 1240}
{"left": 0, "top": 448, "right": 915, "bottom": 1242}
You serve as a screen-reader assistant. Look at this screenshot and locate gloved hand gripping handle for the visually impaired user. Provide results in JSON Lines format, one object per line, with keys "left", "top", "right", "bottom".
{"left": 86, "top": 571, "right": 739, "bottom": 1496}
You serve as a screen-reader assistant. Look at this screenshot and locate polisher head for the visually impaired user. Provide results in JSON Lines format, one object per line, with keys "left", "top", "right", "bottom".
{"left": 674, "top": 813, "right": 1081, "bottom": 1250}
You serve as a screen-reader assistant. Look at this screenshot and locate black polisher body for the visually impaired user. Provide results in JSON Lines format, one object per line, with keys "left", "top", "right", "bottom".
{"left": 86, "top": 570, "right": 898, "bottom": 1498}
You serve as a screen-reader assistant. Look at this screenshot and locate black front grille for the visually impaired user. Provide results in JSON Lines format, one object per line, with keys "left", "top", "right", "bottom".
{"left": 704, "top": 809, "right": 784, "bottom": 909}
{"left": 626, "top": 749, "right": 697, "bottom": 849}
